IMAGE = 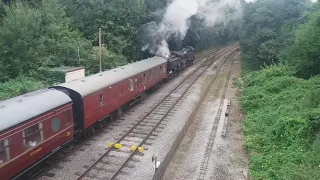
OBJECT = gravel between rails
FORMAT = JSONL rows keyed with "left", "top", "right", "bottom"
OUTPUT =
{"left": 205, "top": 52, "right": 248, "bottom": 180}
{"left": 76, "top": 46, "right": 237, "bottom": 180}
{"left": 35, "top": 47, "right": 226, "bottom": 180}
{"left": 114, "top": 44, "right": 239, "bottom": 180}
{"left": 162, "top": 49, "right": 248, "bottom": 180}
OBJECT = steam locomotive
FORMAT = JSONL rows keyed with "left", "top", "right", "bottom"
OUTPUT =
{"left": 0, "top": 46, "right": 195, "bottom": 179}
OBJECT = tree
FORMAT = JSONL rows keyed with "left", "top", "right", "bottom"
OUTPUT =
{"left": 64, "top": 0, "right": 147, "bottom": 62}
{"left": 285, "top": 6, "right": 320, "bottom": 78}
{"left": 0, "top": 0, "right": 94, "bottom": 82}
{"left": 240, "top": 0, "right": 309, "bottom": 70}
{"left": 143, "top": 0, "right": 167, "bottom": 12}
{"left": 0, "top": 3, "right": 43, "bottom": 81}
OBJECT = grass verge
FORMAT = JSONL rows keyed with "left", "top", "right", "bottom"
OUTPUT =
{"left": 239, "top": 65, "right": 320, "bottom": 179}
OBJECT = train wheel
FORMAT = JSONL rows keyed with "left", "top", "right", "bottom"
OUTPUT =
{"left": 98, "top": 121, "right": 103, "bottom": 129}
{"left": 117, "top": 107, "right": 123, "bottom": 117}
{"left": 83, "top": 127, "right": 93, "bottom": 139}
{"left": 91, "top": 127, "right": 95, "bottom": 135}
{"left": 83, "top": 131, "right": 89, "bottom": 139}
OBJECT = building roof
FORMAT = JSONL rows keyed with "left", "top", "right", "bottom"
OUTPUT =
{"left": 0, "top": 89, "right": 72, "bottom": 132}
{"left": 49, "top": 66, "right": 84, "bottom": 73}
{"left": 52, "top": 56, "right": 167, "bottom": 97}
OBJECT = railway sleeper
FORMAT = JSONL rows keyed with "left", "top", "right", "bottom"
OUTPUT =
{"left": 130, "top": 131, "right": 149, "bottom": 135}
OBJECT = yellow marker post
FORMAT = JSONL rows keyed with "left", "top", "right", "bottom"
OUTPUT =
{"left": 108, "top": 143, "right": 114, "bottom": 148}
{"left": 130, "top": 146, "right": 137, "bottom": 151}
{"left": 114, "top": 143, "right": 123, "bottom": 149}
{"left": 138, "top": 147, "right": 144, "bottom": 153}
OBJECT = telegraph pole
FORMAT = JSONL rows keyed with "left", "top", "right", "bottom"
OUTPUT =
{"left": 99, "top": 28, "right": 102, "bottom": 73}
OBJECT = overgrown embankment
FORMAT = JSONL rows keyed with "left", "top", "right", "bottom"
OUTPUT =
{"left": 239, "top": 65, "right": 320, "bottom": 179}
{"left": 0, "top": 77, "right": 46, "bottom": 100}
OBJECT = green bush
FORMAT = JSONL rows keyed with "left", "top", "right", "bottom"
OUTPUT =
{"left": 0, "top": 76, "right": 47, "bottom": 100}
{"left": 241, "top": 66, "right": 320, "bottom": 179}
{"left": 30, "top": 67, "right": 66, "bottom": 85}
{"left": 285, "top": 10, "right": 320, "bottom": 78}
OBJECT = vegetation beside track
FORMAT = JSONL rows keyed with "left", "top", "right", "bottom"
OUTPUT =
{"left": 239, "top": 1, "right": 320, "bottom": 179}
{"left": 238, "top": 65, "right": 320, "bottom": 179}
{"left": 0, "top": 0, "right": 241, "bottom": 101}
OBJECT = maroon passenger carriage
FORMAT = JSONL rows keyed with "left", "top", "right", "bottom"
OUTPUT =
{"left": 0, "top": 47, "right": 195, "bottom": 179}
{"left": 0, "top": 89, "right": 74, "bottom": 180}
{"left": 52, "top": 56, "right": 168, "bottom": 137}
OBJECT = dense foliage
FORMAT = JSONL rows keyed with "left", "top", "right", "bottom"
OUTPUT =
{"left": 240, "top": 66, "right": 320, "bottom": 179}
{"left": 0, "top": 76, "right": 46, "bottom": 100}
{"left": 284, "top": 7, "right": 320, "bottom": 78}
{"left": 0, "top": 0, "right": 94, "bottom": 82}
{"left": 240, "top": 0, "right": 310, "bottom": 71}
{"left": 240, "top": 0, "right": 320, "bottom": 179}
{"left": 64, "top": 0, "right": 148, "bottom": 61}
{"left": 0, "top": 0, "right": 239, "bottom": 100}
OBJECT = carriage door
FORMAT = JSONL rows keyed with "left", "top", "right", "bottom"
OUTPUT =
{"left": 134, "top": 76, "right": 138, "bottom": 92}
{"left": 137, "top": 74, "right": 143, "bottom": 93}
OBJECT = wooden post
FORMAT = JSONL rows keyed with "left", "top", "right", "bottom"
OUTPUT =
{"left": 99, "top": 28, "right": 102, "bottom": 72}
{"left": 77, "top": 46, "right": 80, "bottom": 65}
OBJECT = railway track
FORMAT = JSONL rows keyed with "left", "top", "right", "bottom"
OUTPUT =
{"left": 31, "top": 46, "right": 232, "bottom": 180}
{"left": 197, "top": 50, "right": 240, "bottom": 180}
{"left": 76, "top": 45, "right": 239, "bottom": 180}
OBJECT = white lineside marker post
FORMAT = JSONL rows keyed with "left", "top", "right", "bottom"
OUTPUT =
{"left": 99, "top": 28, "right": 102, "bottom": 73}
{"left": 152, "top": 155, "right": 161, "bottom": 174}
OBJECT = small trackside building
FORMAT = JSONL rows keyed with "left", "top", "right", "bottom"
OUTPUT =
{"left": 51, "top": 56, "right": 168, "bottom": 137}
{"left": 49, "top": 66, "right": 85, "bottom": 83}
{"left": 0, "top": 89, "right": 74, "bottom": 180}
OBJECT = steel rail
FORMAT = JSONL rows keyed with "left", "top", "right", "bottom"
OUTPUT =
{"left": 31, "top": 46, "right": 226, "bottom": 180}
{"left": 109, "top": 45, "right": 240, "bottom": 180}
{"left": 77, "top": 44, "right": 239, "bottom": 180}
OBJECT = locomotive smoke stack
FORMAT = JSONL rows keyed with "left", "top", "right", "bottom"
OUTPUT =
{"left": 156, "top": 40, "right": 170, "bottom": 57}
{"left": 155, "top": 0, "right": 198, "bottom": 56}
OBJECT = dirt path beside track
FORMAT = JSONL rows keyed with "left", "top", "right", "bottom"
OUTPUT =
{"left": 163, "top": 51, "right": 248, "bottom": 180}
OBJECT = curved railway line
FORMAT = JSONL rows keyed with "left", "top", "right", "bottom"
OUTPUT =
{"left": 197, "top": 50, "right": 240, "bottom": 180}
{"left": 76, "top": 45, "right": 239, "bottom": 180}
{"left": 32, "top": 45, "right": 237, "bottom": 180}
{"left": 161, "top": 46, "right": 241, "bottom": 180}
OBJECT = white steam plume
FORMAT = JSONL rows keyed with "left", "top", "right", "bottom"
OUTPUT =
{"left": 157, "top": 40, "right": 170, "bottom": 56}
{"left": 162, "top": 0, "right": 198, "bottom": 39}
{"left": 153, "top": 0, "right": 199, "bottom": 56}
{"left": 141, "top": 0, "right": 242, "bottom": 56}
{"left": 197, "top": 0, "right": 242, "bottom": 27}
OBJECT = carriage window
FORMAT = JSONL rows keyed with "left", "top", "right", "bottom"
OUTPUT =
{"left": 23, "top": 123, "right": 44, "bottom": 150}
{"left": 63, "top": 111, "right": 70, "bottom": 124}
{"left": 159, "top": 66, "right": 162, "bottom": 75}
{"left": 149, "top": 71, "right": 152, "bottom": 81}
{"left": 129, "top": 79, "right": 134, "bottom": 91}
{"left": 51, "top": 118, "right": 60, "bottom": 132}
{"left": 0, "top": 139, "right": 10, "bottom": 164}
{"left": 100, "top": 94, "right": 104, "bottom": 105}
{"left": 154, "top": 68, "right": 157, "bottom": 78}
{"left": 163, "top": 66, "right": 166, "bottom": 73}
